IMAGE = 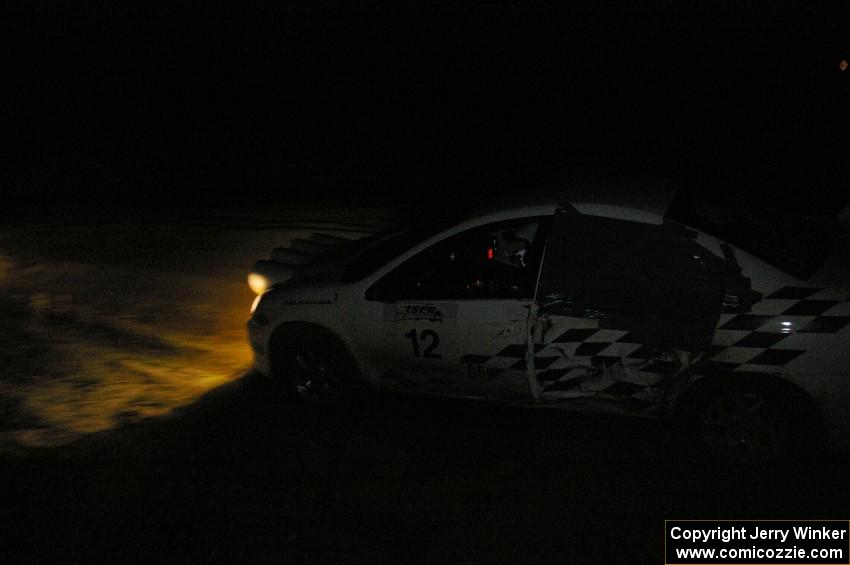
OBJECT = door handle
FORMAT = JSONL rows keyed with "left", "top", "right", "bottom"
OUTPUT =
{"left": 480, "top": 322, "right": 516, "bottom": 336}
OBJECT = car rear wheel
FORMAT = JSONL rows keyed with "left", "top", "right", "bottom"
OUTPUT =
{"left": 683, "top": 376, "right": 822, "bottom": 462}
{"left": 700, "top": 391, "right": 792, "bottom": 458}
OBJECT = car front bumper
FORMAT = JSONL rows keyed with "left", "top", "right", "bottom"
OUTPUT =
{"left": 247, "top": 315, "right": 273, "bottom": 378}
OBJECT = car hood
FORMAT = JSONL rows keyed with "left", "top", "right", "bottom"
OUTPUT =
{"left": 250, "top": 232, "right": 378, "bottom": 289}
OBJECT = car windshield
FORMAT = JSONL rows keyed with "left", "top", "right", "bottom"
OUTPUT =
{"left": 341, "top": 223, "right": 452, "bottom": 283}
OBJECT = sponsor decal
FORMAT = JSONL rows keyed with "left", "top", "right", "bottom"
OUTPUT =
{"left": 385, "top": 303, "right": 457, "bottom": 323}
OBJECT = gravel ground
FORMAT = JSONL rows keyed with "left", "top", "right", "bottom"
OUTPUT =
{"left": 0, "top": 206, "right": 390, "bottom": 449}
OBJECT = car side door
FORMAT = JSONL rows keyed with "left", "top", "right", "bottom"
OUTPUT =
{"left": 357, "top": 217, "right": 550, "bottom": 400}
{"left": 532, "top": 206, "right": 738, "bottom": 413}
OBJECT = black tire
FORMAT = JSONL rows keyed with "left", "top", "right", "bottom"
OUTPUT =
{"left": 679, "top": 374, "right": 822, "bottom": 462}
{"left": 271, "top": 324, "right": 360, "bottom": 408}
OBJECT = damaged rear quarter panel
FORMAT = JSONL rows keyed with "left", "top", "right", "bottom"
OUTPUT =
{"left": 535, "top": 209, "right": 850, "bottom": 421}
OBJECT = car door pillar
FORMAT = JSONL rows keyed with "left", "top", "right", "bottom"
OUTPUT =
{"left": 526, "top": 303, "right": 543, "bottom": 400}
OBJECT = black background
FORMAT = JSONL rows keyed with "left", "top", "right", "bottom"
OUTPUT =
{"left": 3, "top": 1, "right": 849, "bottom": 216}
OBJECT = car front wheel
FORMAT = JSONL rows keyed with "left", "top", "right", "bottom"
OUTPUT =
{"left": 272, "top": 325, "right": 358, "bottom": 407}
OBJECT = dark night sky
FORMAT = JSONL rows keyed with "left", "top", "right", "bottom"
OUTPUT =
{"left": 3, "top": 1, "right": 848, "bottom": 215}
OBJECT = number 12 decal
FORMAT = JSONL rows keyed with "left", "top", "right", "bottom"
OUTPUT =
{"left": 404, "top": 329, "right": 442, "bottom": 359}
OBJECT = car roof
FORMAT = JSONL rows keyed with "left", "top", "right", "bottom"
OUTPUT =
{"left": 463, "top": 175, "right": 679, "bottom": 225}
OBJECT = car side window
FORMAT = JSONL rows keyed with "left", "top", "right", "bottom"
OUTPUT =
{"left": 367, "top": 217, "right": 550, "bottom": 301}
{"left": 539, "top": 213, "right": 730, "bottom": 350}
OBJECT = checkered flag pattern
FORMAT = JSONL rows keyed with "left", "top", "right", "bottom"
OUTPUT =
{"left": 701, "top": 286, "right": 850, "bottom": 373}
{"left": 532, "top": 324, "right": 679, "bottom": 401}
{"left": 461, "top": 286, "right": 849, "bottom": 403}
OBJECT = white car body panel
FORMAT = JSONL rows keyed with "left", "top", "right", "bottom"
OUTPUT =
{"left": 247, "top": 200, "right": 850, "bottom": 448}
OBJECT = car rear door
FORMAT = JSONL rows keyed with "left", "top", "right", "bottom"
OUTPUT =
{"left": 532, "top": 205, "right": 734, "bottom": 413}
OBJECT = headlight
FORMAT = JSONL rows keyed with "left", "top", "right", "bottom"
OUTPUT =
{"left": 250, "top": 294, "right": 263, "bottom": 314}
{"left": 248, "top": 273, "right": 269, "bottom": 295}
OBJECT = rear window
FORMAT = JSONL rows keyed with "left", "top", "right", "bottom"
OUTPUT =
{"left": 667, "top": 193, "right": 837, "bottom": 280}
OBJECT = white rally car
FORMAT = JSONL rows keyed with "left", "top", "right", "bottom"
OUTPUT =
{"left": 246, "top": 191, "right": 850, "bottom": 455}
